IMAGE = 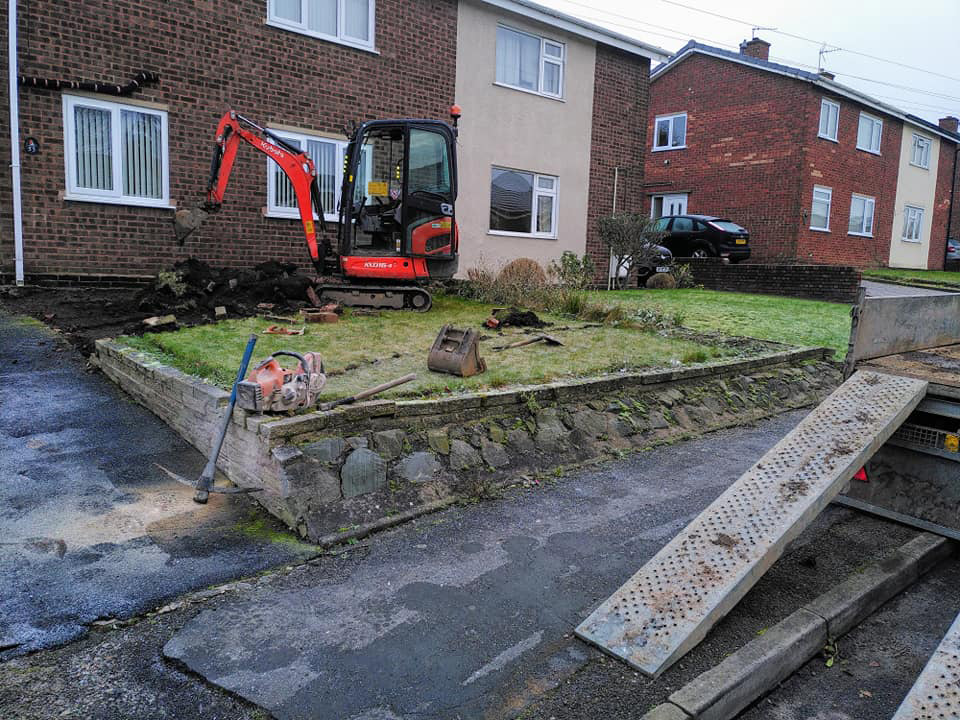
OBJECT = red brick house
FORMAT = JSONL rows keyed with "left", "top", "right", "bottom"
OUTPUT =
{"left": 645, "top": 39, "right": 960, "bottom": 269}
{"left": 0, "top": 0, "right": 666, "bottom": 283}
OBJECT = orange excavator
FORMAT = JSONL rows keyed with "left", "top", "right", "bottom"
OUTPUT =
{"left": 176, "top": 107, "right": 462, "bottom": 311}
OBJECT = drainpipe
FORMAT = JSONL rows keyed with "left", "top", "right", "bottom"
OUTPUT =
{"left": 607, "top": 166, "right": 619, "bottom": 291}
{"left": 8, "top": 0, "right": 24, "bottom": 285}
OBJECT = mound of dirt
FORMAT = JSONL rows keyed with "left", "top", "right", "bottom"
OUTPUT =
{"left": 494, "top": 307, "right": 551, "bottom": 328}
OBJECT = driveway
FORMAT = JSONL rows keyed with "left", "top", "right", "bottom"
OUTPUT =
{"left": 861, "top": 279, "right": 955, "bottom": 297}
{"left": 0, "top": 314, "right": 318, "bottom": 657}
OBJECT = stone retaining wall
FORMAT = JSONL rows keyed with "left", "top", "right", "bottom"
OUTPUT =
{"left": 96, "top": 340, "right": 839, "bottom": 542}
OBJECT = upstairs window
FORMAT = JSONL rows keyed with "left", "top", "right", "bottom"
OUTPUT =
{"left": 848, "top": 194, "right": 875, "bottom": 237}
{"left": 489, "top": 166, "right": 558, "bottom": 238}
{"left": 269, "top": 0, "right": 374, "bottom": 49}
{"left": 653, "top": 113, "right": 687, "bottom": 151}
{"left": 495, "top": 25, "right": 565, "bottom": 98}
{"left": 62, "top": 94, "right": 169, "bottom": 208}
{"left": 810, "top": 186, "right": 832, "bottom": 231}
{"left": 911, "top": 133, "right": 932, "bottom": 169}
{"left": 902, "top": 205, "right": 925, "bottom": 242}
{"left": 818, "top": 99, "right": 839, "bottom": 141}
{"left": 856, "top": 112, "right": 883, "bottom": 154}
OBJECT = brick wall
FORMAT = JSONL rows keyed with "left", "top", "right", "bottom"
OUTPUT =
{"left": 0, "top": 0, "right": 458, "bottom": 277}
{"left": 585, "top": 45, "right": 651, "bottom": 280}
{"left": 795, "top": 94, "right": 901, "bottom": 268}
{"left": 685, "top": 258, "right": 862, "bottom": 304}
{"left": 644, "top": 55, "right": 808, "bottom": 263}
{"left": 929, "top": 140, "right": 958, "bottom": 269}
{"left": 951, "top": 145, "right": 960, "bottom": 244}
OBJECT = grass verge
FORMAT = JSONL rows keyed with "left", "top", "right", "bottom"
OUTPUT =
{"left": 598, "top": 288, "right": 851, "bottom": 358}
{"left": 861, "top": 267, "right": 960, "bottom": 289}
{"left": 118, "top": 294, "right": 744, "bottom": 400}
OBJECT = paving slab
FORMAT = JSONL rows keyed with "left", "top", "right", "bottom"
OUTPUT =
{"left": 0, "top": 314, "right": 316, "bottom": 656}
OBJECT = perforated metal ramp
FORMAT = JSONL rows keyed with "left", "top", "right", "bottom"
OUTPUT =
{"left": 576, "top": 370, "right": 928, "bottom": 677}
{"left": 892, "top": 611, "right": 960, "bottom": 720}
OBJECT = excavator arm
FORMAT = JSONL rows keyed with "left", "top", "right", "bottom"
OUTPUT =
{"left": 204, "top": 111, "right": 328, "bottom": 272}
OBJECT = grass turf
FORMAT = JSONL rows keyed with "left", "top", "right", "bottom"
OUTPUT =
{"left": 598, "top": 288, "right": 851, "bottom": 358}
{"left": 119, "top": 294, "right": 742, "bottom": 400}
{"left": 861, "top": 267, "right": 960, "bottom": 288}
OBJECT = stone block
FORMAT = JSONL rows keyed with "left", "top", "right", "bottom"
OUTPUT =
{"left": 373, "top": 429, "right": 406, "bottom": 460}
{"left": 395, "top": 452, "right": 441, "bottom": 484}
{"left": 640, "top": 704, "right": 691, "bottom": 720}
{"left": 427, "top": 429, "right": 451, "bottom": 455}
{"left": 340, "top": 449, "right": 387, "bottom": 498}
{"left": 449, "top": 439, "right": 480, "bottom": 471}
{"left": 302, "top": 437, "right": 346, "bottom": 463}
{"left": 480, "top": 440, "right": 510, "bottom": 468}
{"left": 507, "top": 428, "right": 535, "bottom": 454}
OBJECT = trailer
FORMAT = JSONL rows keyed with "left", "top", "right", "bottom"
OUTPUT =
{"left": 576, "top": 289, "right": 960, "bottom": 718}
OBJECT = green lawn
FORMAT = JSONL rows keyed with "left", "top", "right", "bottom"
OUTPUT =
{"left": 119, "top": 295, "right": 736, "bottom": 400}
{"left": 862, "top": 267, "right": 960, "bottom": 288}
{"left": 599, "top": 288, "right": 851, "bottom": 358}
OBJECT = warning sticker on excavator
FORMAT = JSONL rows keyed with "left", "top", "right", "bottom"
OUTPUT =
{"left": 304, "top": 220, "right": 314, "bottom": 235}
{"left": 368, "top": 181, "right": 389, "bottom": 196}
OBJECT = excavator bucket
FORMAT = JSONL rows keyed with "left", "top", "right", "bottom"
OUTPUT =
{"left": 427, "top": 325, "right": 486, "bottom": 378}
{"left": 174, "top": 207, "right": 208, "bottom": 244}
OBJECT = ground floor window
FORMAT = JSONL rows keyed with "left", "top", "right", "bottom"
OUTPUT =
{"left": 62, "top": 94, "right": 169, "bottom": 207}
{"left": 848, "top": 194, "right": 875, "bottom": 237}
{"left": 489, "top": 167, "right": 558, "bottom": 238}
{"left": 266, "top": 129, "right": 345, "bottom": 222}
{"left": 902, "top": 205, "right": 925, "bottom": 242}
{"left": 810, "top": 186, "right": 832, "bottom": 231}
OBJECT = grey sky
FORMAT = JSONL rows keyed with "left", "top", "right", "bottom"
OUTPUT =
{"left": 535, "top": 0, "right": 960, "bottom": 125}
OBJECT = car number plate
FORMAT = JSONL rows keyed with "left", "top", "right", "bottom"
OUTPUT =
{"left": 655, "top": 266, "right": 671, "bottom": 273}
{"left": 735, "top": 238, "right": 747, "bottom": 245}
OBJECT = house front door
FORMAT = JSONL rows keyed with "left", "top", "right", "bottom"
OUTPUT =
{"left": 651, "top": 193, "right": 688, "bottom": 218}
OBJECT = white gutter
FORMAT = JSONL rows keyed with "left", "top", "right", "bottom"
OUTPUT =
{"left": 8, "top": 0, "right": 24, "bottom": 285}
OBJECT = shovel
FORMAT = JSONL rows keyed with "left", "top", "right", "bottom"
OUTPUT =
{"left": 494, "top": 334, "right": 564, "bottom": 351}
{"left": 155, "top": 333, "right": 262, "bottom": 503}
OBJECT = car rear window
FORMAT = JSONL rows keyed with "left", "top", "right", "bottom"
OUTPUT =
{"left": 709, "top": 220, "right": 747, "bottom": 233}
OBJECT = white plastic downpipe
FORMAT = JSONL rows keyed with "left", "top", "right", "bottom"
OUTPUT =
{"left": 8, "top": 0, "right": 25, "bottom": 285}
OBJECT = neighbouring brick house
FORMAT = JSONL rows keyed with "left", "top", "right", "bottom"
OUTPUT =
{"left": 645, "top": 39, "right": 960, "bottom": 269}
{"left": 0, "top": 0, "right": 667, "bottom": 283}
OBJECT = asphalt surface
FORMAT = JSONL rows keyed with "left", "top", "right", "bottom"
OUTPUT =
{"left": 861, "top": 279, "right": 954, "bottom": 297}
{"left": 0, "top": 313, "right": 318, "bottom": 658}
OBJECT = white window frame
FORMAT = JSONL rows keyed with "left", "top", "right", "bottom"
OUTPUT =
{"left": 902, "top": 205, "right": 925, "bottom": 243}
{"left": 652, "top": 112, "right": 687, "bottom": 151}
{"left": 810, "top": 185, "right": 832, "bottom": 232}
{"left": 488, "top": 166, "right": 559, "bottom": 239}
{"left": 856, "top": 112, "right": 883, "bottom": 155}
{"left": 265, "top": 129, "right": 345, "bottom": 223}
{"left": 62, "top": 94, "right": 170, "bottom": 209}
{"left": 847, "top": 194, "right": 875, "bottom": 237}
{"left": 266, "top": 0, "right": 376, "bottom": 52}
{"left": 494, "top": 24, "right": 565, "bottom": 99}
{"left": 910, "top": 133, "right": 932, "bottom": 169}
{"left": 818, "top": 98, "right": 839, "bottom": 142}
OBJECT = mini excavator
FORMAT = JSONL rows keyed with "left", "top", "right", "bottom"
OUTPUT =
{"left": 176, "top": 108, "right": 461, "bottom": 311}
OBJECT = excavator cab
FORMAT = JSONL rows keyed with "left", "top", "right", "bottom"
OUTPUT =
{"left": 337, "top": 119, "right": 459, "bottom": 285}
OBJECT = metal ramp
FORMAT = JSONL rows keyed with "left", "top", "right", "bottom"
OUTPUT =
{"left": 892, "top": 610, "right": 960, "bottom": 719}
{"left": 576, "top": 370, "right": 928, "bottom": 677}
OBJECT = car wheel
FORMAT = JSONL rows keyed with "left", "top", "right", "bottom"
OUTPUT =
{"left": 690, "top": 243, "right": 715, "bottom": 259}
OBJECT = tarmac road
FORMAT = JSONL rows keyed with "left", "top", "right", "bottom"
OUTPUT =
{"left": 0, "top": 313, "right": 318, "bottom": 658}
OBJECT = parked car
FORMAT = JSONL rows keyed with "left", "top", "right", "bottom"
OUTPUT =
{"left": 611, "top": 244, "right": 673, "bottom": 288}
{"left": 946, "top": 238, "right": 960, "bottom": 269}
{"left": 652, "top": 215, "right": 751, "bottom": 263}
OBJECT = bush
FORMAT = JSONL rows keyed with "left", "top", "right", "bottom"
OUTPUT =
{"left": 549, "top": 251, "right": 596, "bottom": 290}
{"left": 462, "top": 258, "right": 551, "bottom": 308}
{"left": 497, "top": 258, "right": 548, "bottom": 288}
{"left": 670, "top": 263, "right": 697, "bottom": 289}
{"left": 646, "top": 272, "right": 677, "bottom": 289}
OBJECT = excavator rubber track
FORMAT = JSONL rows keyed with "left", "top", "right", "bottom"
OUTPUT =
{"left": 316, "top": 284, "right": 433, "bottom": 312}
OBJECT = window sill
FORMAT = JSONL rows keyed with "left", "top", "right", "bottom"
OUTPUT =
{"left": 264, "top": 209, "right": 338, "bottom": 223}
{"left": 855, "top": 146, "right": 881, "bottom": 156}
{"left": 901, "top": 238, "right": 923, "bottom": 244}
{"left": 62, "top": 193, "right": 175, "bottom": 210}
{"left": 817, "top": 134, "right": 838, "bottom": 143}
{"left": 487, "top": 230, "right": 557, "bottom": 240}
{"left": 265, "top": 19, "right": 379, "bottom": 55}
{"left": 651, "top": 145, "right": 687, "bottom": 152}
{"left": 809, "top": 226, "right": 831, "bottom": 233}
{"left": 492, "top": 82, "right": 565, "bottom": 103}
{"left": 848, "top": 231, "right": 874, "bottom": 238}
{"left": 908, "top": 162, "right": 930, "bottom": 171}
